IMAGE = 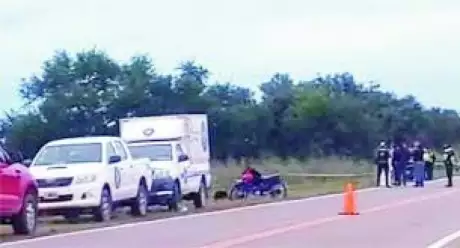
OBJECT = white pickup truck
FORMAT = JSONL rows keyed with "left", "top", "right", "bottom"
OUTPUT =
{"left": 29, "top": 136, "right": 152, "bottom": 222}
{"left": 120, "top": 114, "right": 212, "bottom": 211}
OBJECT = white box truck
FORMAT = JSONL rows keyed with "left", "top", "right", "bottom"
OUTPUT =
{"left": 119, "top": 114, "right": 211, "bottom": 211}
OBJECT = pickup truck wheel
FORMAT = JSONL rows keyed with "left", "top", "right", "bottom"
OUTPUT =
{"left": 167, "top": 182, "right": 181, "bottom": 212}
{"left": 193, "top": 181, "right": 207, "bottom": 209}
{"left": 131, "top": 184, "right": 148, "bottom": 217}
{"left": 93, "top": 188, "right": 112, "bottom": 222}
{"left": 11, "top": 190, "right": 38, "bottom": 235}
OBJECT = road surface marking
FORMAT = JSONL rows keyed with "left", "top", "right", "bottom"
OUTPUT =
{"left": 0, "top": 177, "right": 447, "bottom": 247}
{"left": 199, "top": 187, "right": 460, "bottom": 248}
{"left": 427, "top": 229, "right": 460, "bottom": 248}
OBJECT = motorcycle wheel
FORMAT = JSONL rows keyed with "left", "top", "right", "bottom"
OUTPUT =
{"left": 269, "top": 181, "right": 288, "bottom": 199}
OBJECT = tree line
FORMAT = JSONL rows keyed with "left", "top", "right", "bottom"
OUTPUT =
{"left": 1, "top": 49, "right": 459, "bottom": 163}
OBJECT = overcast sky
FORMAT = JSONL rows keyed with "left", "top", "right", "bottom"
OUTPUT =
{"left": 1, "top": 0, "right": 460, "bottom": 113}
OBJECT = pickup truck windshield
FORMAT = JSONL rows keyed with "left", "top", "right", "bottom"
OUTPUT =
{"left": 128, "top": 144, "right": 172, "bottom": 161}
{"left": 33, "top": 143, "right": 102, "bottom": 166}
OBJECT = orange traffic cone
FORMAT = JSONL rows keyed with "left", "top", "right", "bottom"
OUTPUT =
{"left": 338, "top": 182, "right": 359, "bottom": 215}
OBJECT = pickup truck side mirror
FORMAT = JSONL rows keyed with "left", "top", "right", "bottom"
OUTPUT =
{"left": 109, "top": 155, "right": 122, "bottom": 164}
{"left": 178, "top": 154, "right": 189, "bottom": 162}
{"left": 9, "top": 151, "right": 24, "bottom": 164}
{"left": 22, "top": 159, "right": 32, "bottom": 167}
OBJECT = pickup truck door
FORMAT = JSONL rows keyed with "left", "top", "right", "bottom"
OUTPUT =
{"left": 175, "top": 144, "right": 194, "bottom": 194}
{"left": 0, "top": 163, "right": 21, "bottom": 213}
{"left": 112, "top": 141, "right": 135, "bottom": 199}
{"left": 106, "top": 142, "right": 125, "bottom": 201}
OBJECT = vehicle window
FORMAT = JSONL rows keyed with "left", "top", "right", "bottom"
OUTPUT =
{"left": 33, "top": 143, "right": 102, "bottom": 166}
{"left": 107, "top": 143, "right": 117, "bottom": 159}
{"left": 113, "top": 141, "right": 128, "bottom": 161}
{"left": 175, "top": 144, "right": 185, "bottom": 156}
{"left": 0, "top": 146, "right": 9, "bottom": 164}
{"left": 128, "top": 144, "right": 172, "bottom": 161}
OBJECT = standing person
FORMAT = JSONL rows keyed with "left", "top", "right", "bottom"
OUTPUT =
{"left": 375, "top": 141, "right": 391, "bottom": 188}
{"left": 411, "top": 141, "right": 425, "bottom": 187}
{"left": 392, "top": 144, "right": 403, "bottom": 186}
{"left": 424, "top": 148, "right": 436, "bottom": 181}
{"left": 442, "top": 144, "right": 456, "bottom": 187}
{"left": 400, "top": 142, "right": 410, "bottom": 186}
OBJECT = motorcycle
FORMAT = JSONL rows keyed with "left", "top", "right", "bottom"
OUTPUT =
{"left": 228, "top": 173, "right": 288, "bottom": 200}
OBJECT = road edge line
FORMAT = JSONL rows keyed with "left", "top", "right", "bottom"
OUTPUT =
{"left": 427, "top": 229, "right": 460, "bottom": 248}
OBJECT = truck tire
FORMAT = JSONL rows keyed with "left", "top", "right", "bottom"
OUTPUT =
{"left": 11, "top": 190, "right": 38, "bottom": 235}
{"left": 167, "top": 181, "right": 181, "bottom": 212}
{"left": 131, "top": 183, "right": 148, "bottom": 217}
{"left": 93, "top": 188, "right": 112, "bottom": 222}
{"left": 192, "top": 181, "right": 207, "bottom": 209}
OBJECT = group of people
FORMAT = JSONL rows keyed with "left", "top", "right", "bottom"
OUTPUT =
{"left": 375, "top": 141, "right": 457, "bottom": 188}
{"left": 238, "top": 141, "right": 457, "bottom": 189}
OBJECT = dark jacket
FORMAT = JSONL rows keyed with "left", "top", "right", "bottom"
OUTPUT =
{"left": 392, "top": 146, "right": 403, "bottom": 163}
{"left": 401, "top": 147, "right": 410, "bottom": 164}
{"left": 375, "top": 147, "right": 390, "bottom": 165}
{"left": 411, "top": 146, "right": 424, "bottom": 162}
{"left": 443, "top": 148, "right": 455, "bottom": 166}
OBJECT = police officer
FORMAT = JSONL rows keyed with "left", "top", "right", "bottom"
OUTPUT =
{"left": 424, "top": 147, "right": 436, "bottom": 181}
{"left": 443, "top": 144, "right": 456, "bottom": 187}
{"left": 392, "top": 144, "right": 403, "bottom": 186}
{"left": 375, "top": 141, "right": 391, "bottom": 188}
{"left": 411, "top": 141, "right": 425, "bottom": 187}
{"left": 400, "top": 142, "right": 410, "bottom": 186}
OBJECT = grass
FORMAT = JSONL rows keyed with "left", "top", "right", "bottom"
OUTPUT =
{"left": 211, "top": 156, "right": 375, "bottom": 197}
{"left": 210, "top": 157, "right": 453, "bottom": 197}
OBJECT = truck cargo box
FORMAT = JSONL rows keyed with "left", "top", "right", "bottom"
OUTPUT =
{"left": 119, "top": 114, "right": 210, "bottom": 162}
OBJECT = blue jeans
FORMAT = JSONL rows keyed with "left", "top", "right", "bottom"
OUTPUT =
{"left": 413, "top": 161, "right": 425, "bottom": 186}
{"left": 394, "top": 161, "right": 407, "bottom": 185}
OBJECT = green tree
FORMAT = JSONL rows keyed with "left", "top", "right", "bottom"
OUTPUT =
{"left": 3, "top": 49, "right": 460, "bottom": 163}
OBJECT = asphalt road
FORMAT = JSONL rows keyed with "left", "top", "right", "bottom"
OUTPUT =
{"left": 1, "top": 178, "right": 459, "bottom": 248}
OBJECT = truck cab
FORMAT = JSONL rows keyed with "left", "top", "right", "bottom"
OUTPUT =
{"left": 120, "top": 114, "right": 212, "bottom": 211}
{"left": 0, "top": 144, "right": 39, "bottom": 235}
{"left": 29, "top": 136, "right": 152, "bottom": 222}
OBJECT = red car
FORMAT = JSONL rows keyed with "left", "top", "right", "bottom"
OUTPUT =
{"left": 0, "top": 145, "right": 38, "bottom": 235}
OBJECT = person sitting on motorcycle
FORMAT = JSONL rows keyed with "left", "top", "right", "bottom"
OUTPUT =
{"left": 241, "top": 165, "right": 262, "bottom": 185}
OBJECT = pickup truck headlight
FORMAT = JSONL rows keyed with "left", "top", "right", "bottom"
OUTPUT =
{"left": 153, "top": 169, "right": 171, "bottom": 179}
{"left": 75, "top": 174, "right": 97, "bottom": 184}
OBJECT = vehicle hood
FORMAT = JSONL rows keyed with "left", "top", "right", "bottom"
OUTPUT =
{"left": 148, "top": 161, "right": 175, "bottom": 171}
{"left": 9, "top": 163, "right": 30, "bottom": 172}
{"left": 29, "top": 163, "right": 103, "bottom": 179}
{"left": 4, "top": 163, "right": 37, "bottom": 182}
